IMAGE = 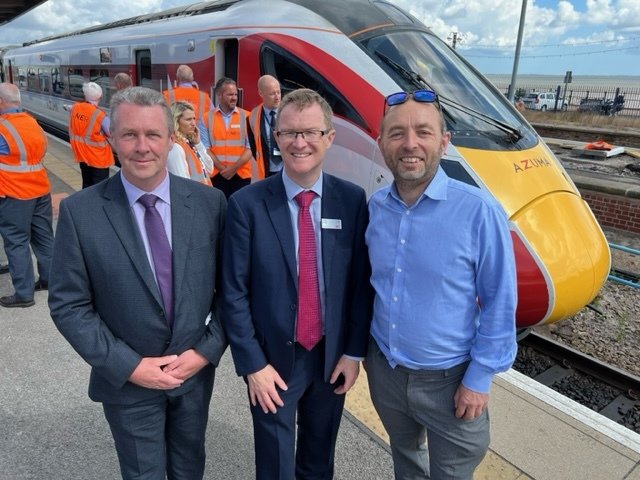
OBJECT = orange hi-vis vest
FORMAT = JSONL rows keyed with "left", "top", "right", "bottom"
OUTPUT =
{"left": 163, "top": 87, "right": 212, "bottom": 122}
{"left": 177, "top": 140, "right": 212, "bottom": 186}
{"left": 248, "top": 105, "right": 267, "bottom": 181}
{"left": 0, "top": 112, "right": 50, "bottom": 200}
{"left": 69, "top": 102, "right": 114, "bottom": 168}
{"left": 205, "top": 108, "right": 251, "bottom": 179}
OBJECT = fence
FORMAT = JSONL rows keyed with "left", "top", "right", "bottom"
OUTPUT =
{"left": 495, "top": 83, "right": 640, "bottom": 118}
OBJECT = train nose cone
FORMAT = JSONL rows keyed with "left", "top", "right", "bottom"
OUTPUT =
{"left": 511, "top": 191, "right": 610, "bottom": 328}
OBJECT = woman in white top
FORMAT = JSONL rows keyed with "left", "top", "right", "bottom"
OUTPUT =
{"left": 167, "top": 101, "right": 214, "bottom": 185}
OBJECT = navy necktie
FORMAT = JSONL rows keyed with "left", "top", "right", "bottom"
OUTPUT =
{"left": 268, "top": 110, "right": 281, "bottom": 165}
{"left": 139, "top": 194, "right": 174, "bottom": 328}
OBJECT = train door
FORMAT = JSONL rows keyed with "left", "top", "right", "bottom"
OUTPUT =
{"left": 135, "top": 49, "right": 152, "bottom": 88}
{"left": 5, "top": 59, "right": 13, "bottom": 84}
{"left": 210, "top": 38, "right": 240, "bottom": 106}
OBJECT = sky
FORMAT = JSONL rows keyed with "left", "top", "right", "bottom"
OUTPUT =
{"left": 1, "top": 0, "right": 639, "bottom": 77}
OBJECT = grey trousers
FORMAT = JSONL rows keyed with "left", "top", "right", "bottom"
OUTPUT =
{"left": 0, "top": 194, "right": 54, "bottom": 300}
{"left": 366, "top": 338, "right": 490, "bottom": 480}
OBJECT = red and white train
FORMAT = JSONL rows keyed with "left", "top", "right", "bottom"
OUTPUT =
{"left": 1, "top": 0, "right": 611, "bottom": 329}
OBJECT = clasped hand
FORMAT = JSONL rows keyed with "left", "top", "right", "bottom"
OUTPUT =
{"left": 128, "top": 349, "right": 209, "bottom": 390}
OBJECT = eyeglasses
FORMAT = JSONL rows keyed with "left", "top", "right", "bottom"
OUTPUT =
{"left": 275, "top": 129, "right": 329, "bottom": 142}
{"left": 385, "top": 90, "right": 440, "bottom": 109}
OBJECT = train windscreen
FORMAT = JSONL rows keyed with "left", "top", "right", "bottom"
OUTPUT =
{"left": 359, "top": 30, "right": 538, "bottom": 151}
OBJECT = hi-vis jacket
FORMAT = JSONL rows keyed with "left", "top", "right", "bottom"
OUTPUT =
{"left": 69, "top": 102, "right": 114, "bottom": 168}
{"left": 163, "top": 87, "right": 212, "bottom": 122}
{"left": 177, "top": 140, "right": 212, "bottom": 186}
{"left": 204, "top": 108, "right": 251, "bottom": 179}
{"left": 248, "top": 105, "right": 267, "bottom": 181}
{"left": 0, "top": 112, "right": 50, "bottom": 200}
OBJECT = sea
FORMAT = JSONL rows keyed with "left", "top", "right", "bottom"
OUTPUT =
{"left": 484, "top": 74, "right": 640, "bottom": 90}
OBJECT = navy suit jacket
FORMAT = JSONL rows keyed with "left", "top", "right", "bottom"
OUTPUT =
{"left": 49, "top": 172, "right": 227, "bottom": 405}
{"left": 222, "top": 172, "right": 372, "bottom": 382}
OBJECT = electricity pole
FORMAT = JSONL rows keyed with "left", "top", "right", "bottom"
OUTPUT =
{"left": 508, "top": 0, "right": 528, "bottom": 102}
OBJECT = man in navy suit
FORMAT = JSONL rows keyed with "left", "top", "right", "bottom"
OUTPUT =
{"left": 222, "top": 88, "right": 372, "bottom": 479}
{"left": 49, "top": 87, "right": 227, "bottom": 480}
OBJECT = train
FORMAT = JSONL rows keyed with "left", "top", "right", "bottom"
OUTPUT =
{"left": 0, "top": 0, "right": 610, "bottom": 329}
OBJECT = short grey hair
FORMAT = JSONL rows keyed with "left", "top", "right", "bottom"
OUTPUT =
{"left": 0, "top": 82, "right": 21, "bottom": 104}
{"left": 110, "top": 87, "right": 173, "bottom": 135}
{"left": 82, "top": 82, "right": 102, "bottom": 102}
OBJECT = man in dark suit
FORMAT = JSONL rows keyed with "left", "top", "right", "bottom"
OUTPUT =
{"left": 222, "top": 88, "right": 372, "bottom": 479}
{"left": 49, "top": 87, "right": 227, "bottom": 480}
{"left": 247, "top": 75, "right": 282, "bottom": 179}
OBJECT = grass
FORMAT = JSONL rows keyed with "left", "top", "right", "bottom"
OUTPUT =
{"left": 521, "top": 110, "right": 640, "bottom": 132}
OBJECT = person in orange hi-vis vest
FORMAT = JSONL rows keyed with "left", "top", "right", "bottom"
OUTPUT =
{"left": 200, "top": 77, "right": 253, "bottom": 199}
{"left": 167, "top": 101, "right": 214, "bottom": 186}
{"left": 68, "top": 82, "right": 114, "bottom": 189}
{"left": 0, "top": 82, "right": 54, "bottom": 308}
{"left": 163, "top": 65, "right": 213, "bottom": 123}
{"left": 248, "top": 75, "right": 283, "bottom": 181}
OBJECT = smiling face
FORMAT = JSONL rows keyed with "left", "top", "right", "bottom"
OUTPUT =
{"left": 112, "top": 103, "right": 174, "bottom": 192}
{"left": 378, "top": 99, "right": 450, "bottom": 198}
{"left": 276, "top": 102, "right": 335, "bottom": 188}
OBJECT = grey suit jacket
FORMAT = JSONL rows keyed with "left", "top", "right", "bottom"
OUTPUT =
{"left": 49, "top": 172, "right": 227, "bottom": 405}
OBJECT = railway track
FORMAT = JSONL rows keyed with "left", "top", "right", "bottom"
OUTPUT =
{"left": 532, "top": 122, "right": 640, "bottom": 148}
{"left": 514, "top": 331, "right": 640, "bottom": 433}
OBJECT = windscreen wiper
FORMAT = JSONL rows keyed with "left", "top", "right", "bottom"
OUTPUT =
{"left": 375, "top": 51, "right": 522, "bottom": 142}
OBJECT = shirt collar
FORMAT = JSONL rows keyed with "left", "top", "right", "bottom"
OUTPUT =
{"left": 0, "top": 107, "right": 22, "bottom": 114}
{"left": 121, "top": 170, "right": 172, "bottom": 207}
{"left": 215, "top": 106, "right": 237, "bottom": 117}
{"left": 282, "top": 168, "right": 323, "bottom": 201}
{"left": 387, "top": 165, "right": 448, "bottom": 206}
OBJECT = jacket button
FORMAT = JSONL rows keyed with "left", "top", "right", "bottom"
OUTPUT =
{"left": 286, "top": 341, "right": 293, "bottom": 347}
{"left": 290, "top": 304, "right": 296, "bottom": 311}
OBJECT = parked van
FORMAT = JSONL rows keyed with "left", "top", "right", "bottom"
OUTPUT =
{"left": 522, "top": 92, "right": 565, "bottom": 111}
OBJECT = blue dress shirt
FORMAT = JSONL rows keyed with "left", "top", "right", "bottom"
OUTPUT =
{"left": 366, "top": 167, "right": 517, "bottom": 393}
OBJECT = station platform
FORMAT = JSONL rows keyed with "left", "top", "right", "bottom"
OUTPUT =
{"left": 0, "top": 136, "right": 639, "bottom": 479}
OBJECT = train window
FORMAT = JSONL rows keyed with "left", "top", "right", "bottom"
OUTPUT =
{"left": 38, "top": 68, "right": 51, "bottom": 93}
{"left": 259, "top": 43, "right": 367, "bottom": 131}
{"left": 27, "top": 68, "right": 38, "bottom": 91}
{"left": 68, "top": 68, "right": 85, "bottom": 100}
{"left": 135, "top": 50, "right": 153, "bottom": 89}
{"left": 17, "top": 67, "right": 27, "bottom": 89}
{"left": 52, "top": 68, "right": 64, "bottom": 96}
{"left": 90, "top": 69, "right": 111, "bottom": 107}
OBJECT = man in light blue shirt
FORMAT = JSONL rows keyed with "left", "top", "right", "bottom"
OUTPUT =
{"left": 365, "top": 90, "right": 517, "bottom": 480}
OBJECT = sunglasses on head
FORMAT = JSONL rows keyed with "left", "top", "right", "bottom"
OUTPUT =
{"left": 385, "top": 89, "right": 440, "bottom": 110}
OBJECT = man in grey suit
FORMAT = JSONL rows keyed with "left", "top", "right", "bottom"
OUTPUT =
{"left": 49, "top": 87, "right": 227, "bottom": 480}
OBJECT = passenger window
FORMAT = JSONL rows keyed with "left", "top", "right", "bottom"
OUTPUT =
{"left": 52, "top": 68, "right": 64, "bottom": 95}
{"left": 260, "top": 43, "right": 367, "bottom": 131}
{"left": 90, "top": 69, "right": 110, "bottom": 107}
{"left": 68, "top": 68, "right": 85, "bottom": 100}
{"left": 17, "top": 67, "right": 27, "bottom": 89}
{"left": 38, "top": 68, "right": 50, "bottom": 93}
{"left": 27, "top": 68, "right": 38, "bottom": 91}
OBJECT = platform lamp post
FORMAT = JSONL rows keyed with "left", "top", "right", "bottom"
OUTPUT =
{"left": 508, "top": 0, "right": 528, "bottom": 102}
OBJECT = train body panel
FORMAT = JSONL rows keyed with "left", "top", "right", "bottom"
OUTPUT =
{"left": 1, "top": 0, "right": 611, "bottom": 328}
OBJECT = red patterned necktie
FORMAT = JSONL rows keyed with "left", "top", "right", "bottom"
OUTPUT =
{"left": 295, "top": 190, "right": 322, "bottom": 350}
{"left": 139, "top": 194, "right": 174, "bottom": 329}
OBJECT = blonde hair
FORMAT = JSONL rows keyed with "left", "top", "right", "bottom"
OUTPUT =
{"left": 170, "top": 101, "right": 195, "bottom": 143}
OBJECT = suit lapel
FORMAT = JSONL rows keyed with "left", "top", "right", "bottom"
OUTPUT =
{"left": 102, "top": 174, "right": 163, "bottom": 308}
{"left": 169, "top": 180, "right": 194, "bottom": 318}
{"left": 265, "top": 177, "right": 297, "bottom": 285}
{"left": 320, "top": 173, "right": 340, "bottom": 288}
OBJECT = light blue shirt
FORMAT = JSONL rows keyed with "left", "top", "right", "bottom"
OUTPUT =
{"left": 263, "top": 106, "right": 282, "bottom": 173}
{"left": 199, "top": 107, "right": 250, "bottom": 150}
{"left": 366, "top": 167, "right": 517, "bottom": 393}
{"left": 281, "top": 169, "right": 326, "bottom": 332}
{"left": 121, "top": 171, "right": 172, "bottom": 281}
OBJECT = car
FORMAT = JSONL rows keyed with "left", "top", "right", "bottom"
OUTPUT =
{"left": 522, "top": 92, "right": 565, "bottom": 111}
{"left": 578, "top": 95, "right": 624, "bottom": 116}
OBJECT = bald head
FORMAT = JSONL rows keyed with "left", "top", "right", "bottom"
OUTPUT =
{"left": 0, "top": 82, "right": 21, "bottom": 107}
{"left": 258, "top": 75, "right": 281, "bottom": 110}
{"left": 176, "top": 65, "right": 194, "bottom": 83}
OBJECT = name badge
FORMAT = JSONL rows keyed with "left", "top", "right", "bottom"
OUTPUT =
{"left": 231, "top": 124, "right": 241, "bottom": 128}
{"left": 321, "top": 218, "right": 342, "bottom": 230}
{"left": 273, "top": 148, "right": 281, "bottom": 155}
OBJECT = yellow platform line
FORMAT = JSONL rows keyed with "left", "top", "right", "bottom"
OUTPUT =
{"left": 346, "top": 371, "right": 531, "bottom": 480}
